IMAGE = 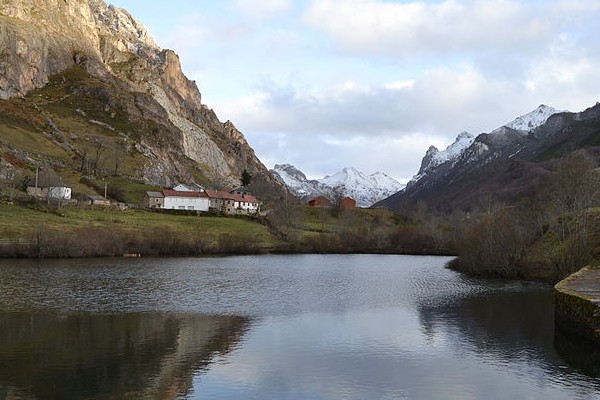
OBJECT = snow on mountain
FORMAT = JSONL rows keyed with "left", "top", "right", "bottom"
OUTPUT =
{"left": 271, "top": 164, "right": 323, "bottom": 197}
{"left": 271, "top": 165, "right": 405, "bottom": 207}
{"left": 410, "top": 105, "right": 563, "bottom": 185}
{"left": 411, "top": 131, "right": 475, "bottom": 183}
{"left": 504, "top": 104, "right": 560, "bottom": 131}
{"left": 319, "top": 167, "right": 405, "bottom": 207}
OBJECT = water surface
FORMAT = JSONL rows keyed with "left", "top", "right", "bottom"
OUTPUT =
{"left": 0, "top": 254, "right": 598, "bottom": 399}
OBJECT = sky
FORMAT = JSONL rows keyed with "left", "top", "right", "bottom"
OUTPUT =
{"left": 108, "top": 0, "right": 600, "bottom": 182}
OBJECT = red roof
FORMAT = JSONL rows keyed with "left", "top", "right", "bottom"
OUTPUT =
{"left": 162, "top": 190, "right": 208, "bottom": 198}
{"left": 205, "top": 190, "right": 259, "bottom": 204}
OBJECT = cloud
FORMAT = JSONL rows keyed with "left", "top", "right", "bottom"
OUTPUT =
{"left": 303, "top": 0, "right": 600, "bottom": 60}
{"left": 217, "top": 43, "right": 600, "bottom": 179}
{"left": 149, "top": 0, "right": 600, "bottom": 180}
{"left": 218, "top": 66, "right": 509, "bottom": 138}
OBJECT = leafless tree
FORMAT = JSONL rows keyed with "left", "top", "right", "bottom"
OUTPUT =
{"left": 545, "top": 150, "right": 600, "bottom": 275}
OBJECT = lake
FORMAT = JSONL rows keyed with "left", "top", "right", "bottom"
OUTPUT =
{"left": 0, "top": 254, "right": 599, "bottom": 399}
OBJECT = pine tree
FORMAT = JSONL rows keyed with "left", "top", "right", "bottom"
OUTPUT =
{"left": 241, "top": 169, "right": 252, "bottom": 186}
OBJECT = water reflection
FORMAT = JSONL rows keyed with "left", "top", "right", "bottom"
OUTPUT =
{"left": 555, "top": 329, "right": 600, "bottom": 378}
{"left": 0, "top": 255, "right": 599, "bottom": 399}
{"left": 417, "top": 282, "right": 556, "bottom": 362}
{"left": 0, "top": 312, "right": 250, "bottom": 399}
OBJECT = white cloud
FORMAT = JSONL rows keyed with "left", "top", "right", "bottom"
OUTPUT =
{"left": 135, "top": 0, "right": 600, "bottom": 180}
{"left": 303, "top": 0, "right": 600, "bottom": 59}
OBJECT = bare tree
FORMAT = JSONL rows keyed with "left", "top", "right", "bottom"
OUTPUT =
{"left": 545, "top": 150, "right": 600, "bottom": 276}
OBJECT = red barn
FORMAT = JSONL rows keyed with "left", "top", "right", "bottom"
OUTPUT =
{"left": 308, "top": 196, "right": 332, "bottom": 207}
{"left": 338, "top": 197, "right": 356, "bottom": 208}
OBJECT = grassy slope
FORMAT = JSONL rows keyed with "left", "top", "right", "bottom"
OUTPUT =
{"left": 0, "top": 203, "right": 278, "bottom": 250}
{"left": 0, "top": 66, "right": 204, "bottom": 204}
{"left": 0, "top": 202, "right": 420, "bottom": 257}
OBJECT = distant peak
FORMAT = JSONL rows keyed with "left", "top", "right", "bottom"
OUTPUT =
{"left": 504, "top": 105, "right": 561, "bottom": 132}
{"left": 426, "top": 145, "right": 439, "bottom": 155}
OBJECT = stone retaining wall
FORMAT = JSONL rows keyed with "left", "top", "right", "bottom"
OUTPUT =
{"left": 554, "top": 267, "right": 600, "bottom": 344}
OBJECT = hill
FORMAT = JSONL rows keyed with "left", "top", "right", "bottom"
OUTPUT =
{"left": 0, "top": 0, "right": 282, "bottom": 202}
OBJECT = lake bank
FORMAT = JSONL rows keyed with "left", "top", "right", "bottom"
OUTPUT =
{"left": 555, "top": 266, "right": 600, "bottom": 345}
{"left": 0, "top": 203, "right": 452, "bottom": 258}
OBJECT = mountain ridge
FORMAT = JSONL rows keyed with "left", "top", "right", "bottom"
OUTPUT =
{"left": 271, "top": 164, "right": 404, "bottom": 207}
{"left": 376, "top": 103, "right": 600, "bottom": 212}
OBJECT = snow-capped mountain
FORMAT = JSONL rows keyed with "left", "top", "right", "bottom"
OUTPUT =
{"left": 375, "top": 103, "right": 591, "bottom": 212}
{"left": 504, "top": 104, "right": 560, "bottom": 131}
{"left": 409, "top": 104, "right": 561, "bottom": 187}
{"left": 271, "top": 165, "right": 405, "bottom": 207}
{"left": 270, "top": 164, "right": 323, "bottom": 197}
{"left": 412, "top": 131, "right": 476, "bottom": 182}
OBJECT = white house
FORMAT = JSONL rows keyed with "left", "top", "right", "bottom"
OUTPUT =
{"left": 162, "top": 190, "right": 209, "bottom": 211}
{"left": 26, "top": 167, "right": 72, "bottom": 200}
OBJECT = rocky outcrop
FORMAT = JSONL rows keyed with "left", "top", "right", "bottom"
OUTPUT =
{"left": 0, "top": 0, "right": 275, "bottom": 189}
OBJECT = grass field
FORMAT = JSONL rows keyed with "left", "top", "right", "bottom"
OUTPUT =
{"left": 0, "top": 203, "right": 279, "bottom": 255}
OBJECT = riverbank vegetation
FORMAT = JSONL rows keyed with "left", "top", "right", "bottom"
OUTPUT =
{"left": 447, "top": 150, "right": 600, "bottom": 283}
{"left": 0, "top": 198, "right": 451, "bottom": 259}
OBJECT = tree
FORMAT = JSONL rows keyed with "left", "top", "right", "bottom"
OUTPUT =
{"left": 240, "top": 169, "right": 252, "bottom": 186}
{"left": 544, "top": 150, "right": 600, "bottom": 277}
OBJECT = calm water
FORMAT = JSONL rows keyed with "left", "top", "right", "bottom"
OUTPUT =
{"left": 0, "top": 254, "right": 599, "bottom": 399}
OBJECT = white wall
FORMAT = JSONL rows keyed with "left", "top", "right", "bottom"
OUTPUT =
{"left": 48, "top": 186, "right": 72, "bottom": 200}
{"left": 163, "top": 196, "right": 209, "bottom": 211}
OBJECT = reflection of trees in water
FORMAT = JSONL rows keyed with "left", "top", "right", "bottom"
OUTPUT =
{"left": 418, "top": 284, "right": 600, "bottom": 386}
{"left": 554, "top": 329, "right": 600, "bottom": 378}
{"left": 0, "top": 313, "right": 251, "bottom": 399}
{"left": 417, "top": 288, "right": 561, "bottom": 364}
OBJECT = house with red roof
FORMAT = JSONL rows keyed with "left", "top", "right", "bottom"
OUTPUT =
{"left": 338, "top": 197, "right": 356, "bottom": 208}
{"left": 145, "top": 186, "right": 260, "bottom": 215}
{"left": 308, "top": 196, "right": 332, "bottom": 207}
{"left": 205, "top": 190, "right": 261, "bottom": 215}
{"left": 160, "top": 189, "right": 209, "bottom": 211}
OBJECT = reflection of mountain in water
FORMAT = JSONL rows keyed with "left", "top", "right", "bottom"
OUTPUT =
{"left": 0, "top": 313, "right": 251, "bottom": 399}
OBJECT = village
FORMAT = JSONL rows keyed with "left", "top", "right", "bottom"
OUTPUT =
{"left": 21, "top": 167, "right": 357, "bottom": 216}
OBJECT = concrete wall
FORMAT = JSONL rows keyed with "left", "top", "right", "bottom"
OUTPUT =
{"left": 554, "top": 267, "right": 600, "bottom": 344}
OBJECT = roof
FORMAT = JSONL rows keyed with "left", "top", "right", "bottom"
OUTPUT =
{"left": 309, "top": 196, "right": 331, "bottom": 202}
{"left": 205, "top": 190, "right": 260, "bottom": 204}
{"left": 146, "top": 191, "right": 164, "bottom": 198}
{"left": 162, "top": 190, "right": 208, "bottom": 198}
{"left": 27, "top": 167, "right": 66, "bottom": 188}
{"left": 87, "top": 195, "right": 108, "bottom": 201}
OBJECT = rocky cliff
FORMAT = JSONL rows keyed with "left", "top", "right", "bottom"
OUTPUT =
{"left": 0, "top": 0, "right": 275, "bottom": 191}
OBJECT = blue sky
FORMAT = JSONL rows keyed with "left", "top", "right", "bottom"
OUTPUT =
{"left": 108, "top": 0, "right": 600, "bottom": 182}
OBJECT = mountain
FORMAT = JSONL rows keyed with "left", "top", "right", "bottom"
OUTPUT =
{"left": 411, "top": 131, "right": 476, "bottom": 184}
{"left": 0, "top": 0, "right": 280, "bottom": 200}
{"left": 270, "top": 164, "right": 323, "bottom": 197}
{"left": 504, "top": 104, "right": 560, "bottom": 131}
{"left": 271, "top": 165, "right": 405, "bottom": 207}
{"left": 376, "top": 103, "right": 600, "bottom": 212}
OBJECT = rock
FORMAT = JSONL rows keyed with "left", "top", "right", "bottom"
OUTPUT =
{"left": 0, "top": 0, "right": 279, "bottom": 190}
